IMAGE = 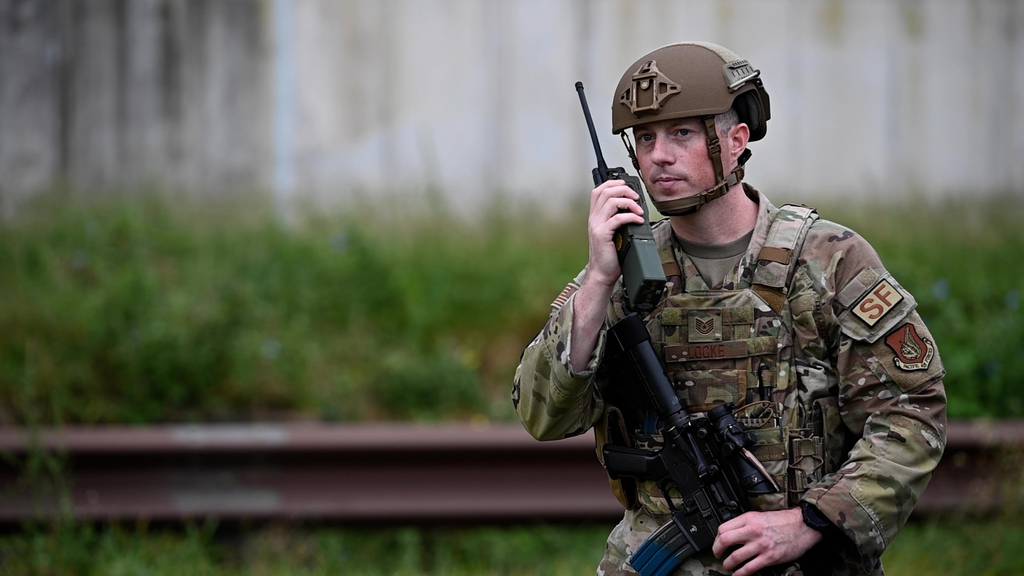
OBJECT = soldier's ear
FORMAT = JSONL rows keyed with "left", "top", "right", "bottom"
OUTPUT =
{"left": 728, "top": 122, "right": 750, "bottom": 165}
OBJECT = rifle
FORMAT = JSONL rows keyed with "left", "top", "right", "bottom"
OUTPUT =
{"left": 576, "top": 81, "right": 780, "bottom": 576}
{"left": 603, "top": 316, "right": 780, "bottom": 575}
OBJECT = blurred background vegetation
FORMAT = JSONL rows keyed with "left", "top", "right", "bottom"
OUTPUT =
{"left": 1, "top": 192, "right": 1021, "bottom": 426}
{"left": 3, "top": 191, "right": 1021, "bottom": 575}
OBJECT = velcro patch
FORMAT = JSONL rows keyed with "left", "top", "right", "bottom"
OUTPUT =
{"left": 688, "top": 310, "right": 722, "bottom": 343}
{"left": 663, "top": 337, "right": 776, "bottom": 363}
{"left": 885, "top": 323, "right": 934, "bottom": 371}
{"left": 836, "top": 272, "right": 917, "bottom": 343}
{"left": 852, "top": 278, "right": 904, "bottom": 327}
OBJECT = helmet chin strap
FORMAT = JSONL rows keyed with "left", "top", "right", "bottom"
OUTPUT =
{"left": 652, "top": 161, "right": 746, "bottom": 216}
{"left": 621, "top": 117, "right": 751, "bottom": 217}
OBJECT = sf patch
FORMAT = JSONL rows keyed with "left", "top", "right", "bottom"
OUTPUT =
{"left": 852, "top": 278, "right": 904, "bottom": 326}
{"left": 885, "top": 323, "right": 934, "bottom": 371}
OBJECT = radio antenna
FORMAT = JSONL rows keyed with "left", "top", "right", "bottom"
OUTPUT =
{"left": 575, "top": 81, "right": 609, "bottom": 182}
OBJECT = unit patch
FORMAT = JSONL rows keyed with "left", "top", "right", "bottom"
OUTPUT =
{"left": 885, "top": 323, "right": 934, "bottom": 371}
{"left": 852, "top": 278, "right": 904, "bottom": 326}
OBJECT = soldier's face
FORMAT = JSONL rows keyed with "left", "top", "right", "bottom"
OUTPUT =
{"left": 633, "top": 118, "right": 719, "bottom": 202}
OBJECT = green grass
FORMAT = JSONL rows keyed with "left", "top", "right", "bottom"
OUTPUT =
{"left": 0, "top": 193, "right": 582, "bottom": 425}
{"left": 1, "top": 520, "right": 1022, "bottom": 575}
{"left": 0, "top": 191, "right": 1021, "bottom": 424}
{"left": 0, "top": 523, "right": 609, "bottom": 576}
{"left": 883, "top": 518, "right": 1024, "bottom": 575}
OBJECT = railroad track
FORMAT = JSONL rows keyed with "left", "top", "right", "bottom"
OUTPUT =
{"left": 0, "top": 421, "right": 1020, "bottom": 523}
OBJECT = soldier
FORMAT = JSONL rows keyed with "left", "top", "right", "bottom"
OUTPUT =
{"left": 513, "top": 42, "right": 947, "bottom": 576}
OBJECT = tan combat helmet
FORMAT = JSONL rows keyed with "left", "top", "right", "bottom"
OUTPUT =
{"left": 612, "top": 42, "right": 770, "bottom": 216}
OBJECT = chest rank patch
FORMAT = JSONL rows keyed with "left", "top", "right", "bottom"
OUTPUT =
{"left": 852, "top": 278, "right": 903, "bottom": 326}
{"left": 885, "top": 323, "right": 934, "bottom": 371}
{"left": 688, "top": 310, "right": 722, "bottom": 343}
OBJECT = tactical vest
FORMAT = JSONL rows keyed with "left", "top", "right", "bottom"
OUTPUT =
{"left": 597, "top": 205, "right": 848, "bottom": 514}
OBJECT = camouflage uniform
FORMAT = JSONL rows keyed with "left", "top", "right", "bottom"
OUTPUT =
{"left": 513, "top": 185, "right": 947, "bottom": 575}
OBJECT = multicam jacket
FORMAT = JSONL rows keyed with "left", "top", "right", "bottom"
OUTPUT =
{"left": 513, "top": 186, "right": 947, "bottom": 575}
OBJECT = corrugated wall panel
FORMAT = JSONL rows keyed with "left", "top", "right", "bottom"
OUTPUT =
{"left": 0, "top": 0, "right": 1020, "bottom": 213}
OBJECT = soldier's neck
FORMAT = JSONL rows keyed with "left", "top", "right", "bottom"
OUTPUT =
{"left": 669, "top": 183, "right": 758, "bottom": 246}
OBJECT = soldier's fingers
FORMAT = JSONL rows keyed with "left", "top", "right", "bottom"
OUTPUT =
{"left": 716, "top": 513, "right": 752, "bottom": 535}
{"left": 594, "top": 190, "right": 639, "bottom": 217}
{"left": 598, "top": 196, "right": 644, "bottom": 221}
{"left": 593, "top": 213, "right": 638, "bottom": 239}
{"left": 732, "top": 554, "right": 773, "bottom": 576}
{"left": 590, "top": 199, "right": 636, "bottom": 233}
{"left": 712, "top": 525, "right": 754, "bottom": 558}
{"left": 601, "top": 212, "right": 645, "bottom": 235}
{"left": 722, "top": 541, "right": 761, "bottom": 573}
{"left": 592, "top": 182, "right": 639, "bottom": 209}
{"left": 590, "top": 180, "right": 626, "bottom": 208}
{"left": 607, "top": 184, "right": 641, "bottom": 202}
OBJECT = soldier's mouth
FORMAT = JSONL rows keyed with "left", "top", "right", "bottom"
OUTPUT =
{"left": 651, "top": 176, "right": 684, "bottom": 192}
{"left": 652, "top": 173, "right": 685, "bottom": 184}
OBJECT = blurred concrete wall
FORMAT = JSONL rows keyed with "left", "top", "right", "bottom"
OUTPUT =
{"left": 1, "top": 0, "right": 1022, "bottom": 213}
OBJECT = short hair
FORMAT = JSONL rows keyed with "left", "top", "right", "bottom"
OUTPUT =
{"left": 714, "top": 108, "right": 740, "bottom": 138}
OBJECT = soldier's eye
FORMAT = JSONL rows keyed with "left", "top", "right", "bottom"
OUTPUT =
{"left": 674, "top": 128, "right": 691, "bottom": 137}
{"left": 637, "top": 133, "right": 655, "bottom": 144}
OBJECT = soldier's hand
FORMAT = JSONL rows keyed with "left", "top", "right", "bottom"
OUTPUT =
{"left": 586, "top": 179, "right": 645, "bottom": 288}
{"left": 711, "top": 508, "right": 822, "bottom": 576}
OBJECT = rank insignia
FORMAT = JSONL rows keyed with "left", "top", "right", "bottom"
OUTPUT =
{"left": 885, "top": 323, "right": 934, "bottom": 371}
{"left": 695, "top": 316, "right": 715, "bottom": 335}
{"left": 688, "top": 310, "right": 722, "bottom": 343}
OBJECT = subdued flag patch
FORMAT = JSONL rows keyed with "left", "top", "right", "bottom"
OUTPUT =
{"left": 551, "top": 281, "right": 580, "bottom": 311}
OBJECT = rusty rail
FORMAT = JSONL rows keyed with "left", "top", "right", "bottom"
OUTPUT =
{"left": 0, "top": 421, "right": 1020, "bottom": 523}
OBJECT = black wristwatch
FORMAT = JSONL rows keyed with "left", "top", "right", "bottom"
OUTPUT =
{"left": 800, "top": 501, "right": 834, "bottom": 533}
{"left": 799, "top": 501, "right": 842, "bottom": 573}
